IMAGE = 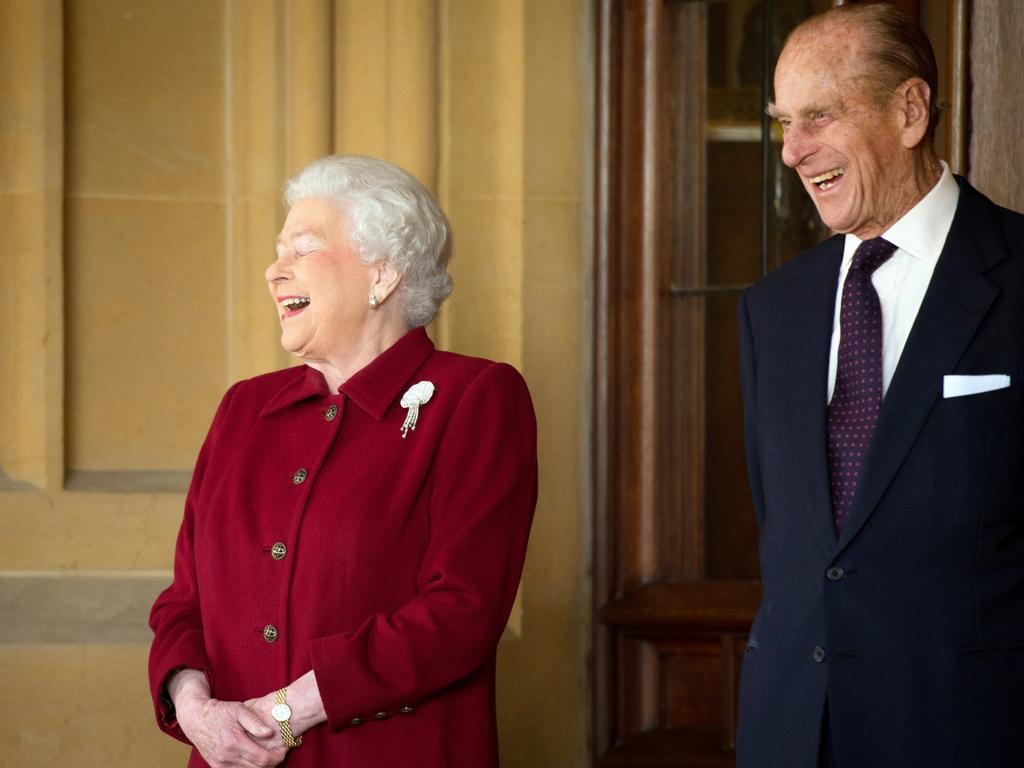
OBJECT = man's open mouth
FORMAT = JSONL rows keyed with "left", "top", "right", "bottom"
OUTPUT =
{"left": 810, "top": 168, "right": 844, "bottom": 190}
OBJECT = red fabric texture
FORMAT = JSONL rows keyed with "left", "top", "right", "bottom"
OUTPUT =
{"left": 149, "top": 328, "right": 537, "bottom": 767}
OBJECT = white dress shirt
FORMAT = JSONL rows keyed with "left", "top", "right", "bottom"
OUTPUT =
{"left": 827, "top": 162, "right": 960, "bottom": 403}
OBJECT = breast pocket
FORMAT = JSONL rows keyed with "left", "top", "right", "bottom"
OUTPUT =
{"left": 933, "top": 376, "right": 1024, "bottom": 526}
{"left": 940, "top": 377, "right": 1021, "bottom": 426}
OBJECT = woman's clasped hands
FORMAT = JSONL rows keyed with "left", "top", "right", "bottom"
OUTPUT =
{"left": 168, "top": 669, "right": 326, "bottom": 768}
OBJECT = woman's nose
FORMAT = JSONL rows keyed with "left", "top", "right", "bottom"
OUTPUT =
{"left": 267, "top": 249, "right": 298, "bottom": 283}
{"left": 266, "top": 257, "right": 288, "bottom": 284}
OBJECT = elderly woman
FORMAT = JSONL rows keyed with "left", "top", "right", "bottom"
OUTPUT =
{"left": 148, "top": 155, "right": 537, "bottom": 768}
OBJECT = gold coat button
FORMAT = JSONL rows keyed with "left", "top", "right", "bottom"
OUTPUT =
{"left": 263, "top": 624, "right": 279, "bottom": 643}
{"left": 374, "top": 711, "right": 388, "bottom": 720}
{"left": 325, "top": 404, "right": 338, "bottom": 421}
{"left": 292, "top": 468, "right": 308, "bottom": 484}
{"left": 271, "top": 542, "right": 287, "bottom": 560}
{"left": 349, "top": 716, "right": 363, "bottom": 726}
{"left": 399, "top": 705, "right": 414, "bottom": 715}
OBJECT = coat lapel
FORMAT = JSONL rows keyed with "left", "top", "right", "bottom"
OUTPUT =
{"left": 784, "top": 237, "right": 844, "bottom": 556}
{"left": 837, "top": 180, "right": 1005, "bottom": 550}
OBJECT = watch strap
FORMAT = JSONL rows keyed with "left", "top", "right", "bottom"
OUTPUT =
{"left": 274, "top": 688, "right": 303, "bottom": 748}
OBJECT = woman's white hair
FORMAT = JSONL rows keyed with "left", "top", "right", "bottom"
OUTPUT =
{"left": 285, "top": 155, "right": 453, "bottom": 328}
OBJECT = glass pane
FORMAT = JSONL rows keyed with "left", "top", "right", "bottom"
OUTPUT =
{"left": 706, "top": 0, "right": 766, "bottom": 288}
{"left": 667, "top": 0, "right": 832, "bottom": 581}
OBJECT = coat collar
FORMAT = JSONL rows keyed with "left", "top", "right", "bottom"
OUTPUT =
{"left": 259, "top": 327, "right": 435, "bottom": 420}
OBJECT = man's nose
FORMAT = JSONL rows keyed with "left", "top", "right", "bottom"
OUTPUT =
{"left": 780, "top": 125, "right": 812, "bottom": 168}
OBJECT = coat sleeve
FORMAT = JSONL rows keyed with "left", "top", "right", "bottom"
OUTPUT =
{"left": 739, "top": 291, "right": 766, "bottom": 527}
{"left": 147, "top": 381, "right": 243, "bottom": 743}
{"left": 309, "top": 362, "right": 538, "bottom": 728}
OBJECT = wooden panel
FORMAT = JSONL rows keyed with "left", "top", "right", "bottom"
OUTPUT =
{"left": 969, "top": 0, "right": 1024, "bottom": 211}
{"left": 598, "top": 730, "right": 734, "bottom": 768}
{"left": 666, "top": 0, "right": 708, "bottom": 583}
{"left": 660, "top": 638, "right": 727, "bottom": 731}
{"left": 601, "top": 582, "right": 761, "bottom": 632}
{"left": 593, "top": 0, "right": 761, "bottom": 762}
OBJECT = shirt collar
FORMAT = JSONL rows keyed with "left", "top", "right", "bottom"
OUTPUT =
{"left": 842, "top": 160, "right": 959, "bottom": 266}
{"left": 260, "top": 327, "right": 435, "bottom": 420}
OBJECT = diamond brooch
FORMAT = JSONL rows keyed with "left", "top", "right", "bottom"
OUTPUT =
{"left": 400, "top": 381, "right": 435, "bottom": 438}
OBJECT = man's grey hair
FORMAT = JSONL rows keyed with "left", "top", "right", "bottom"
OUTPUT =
{"left": 785, "top": 3, "right": 943, "bottom": 149}
{"left": 285, "top": 155, "right": 454, "bottom": 328}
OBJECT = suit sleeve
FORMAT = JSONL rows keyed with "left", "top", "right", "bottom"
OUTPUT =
{"left": 739, "top": 291, "right": 766, "bottom": 527}
{"left": 309, "top": 362, "right": 538, "bottom": 728}
{"left": 147, "top": 382, "right": 242, "bottom": 743}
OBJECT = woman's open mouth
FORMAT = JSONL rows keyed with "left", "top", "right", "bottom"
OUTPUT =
{"left": 279, "top": 296, "right": 311, "bottom": 318}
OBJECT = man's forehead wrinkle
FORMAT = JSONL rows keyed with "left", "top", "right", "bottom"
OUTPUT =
{"left": 783, "top": 18, "right": 864, "bottom": 78}
{"left": 776, "top": 38, "right": 859, "bottom": 110}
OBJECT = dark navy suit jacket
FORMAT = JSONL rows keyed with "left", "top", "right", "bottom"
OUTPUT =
{"left": 737, "top": 178, "right": 1024, "bottom": 768}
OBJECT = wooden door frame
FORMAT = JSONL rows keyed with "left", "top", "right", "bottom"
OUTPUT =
{"left": 591, "top": 0, "right": 972, "bottom": 764}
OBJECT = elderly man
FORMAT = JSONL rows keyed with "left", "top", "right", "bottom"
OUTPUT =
{"left": 738, "top": 4, "right": 1024, "bottom": 767}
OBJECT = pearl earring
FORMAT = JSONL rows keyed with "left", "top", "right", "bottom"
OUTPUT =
{"left": 369, "top": 292, "right": 379, "bottom": 309}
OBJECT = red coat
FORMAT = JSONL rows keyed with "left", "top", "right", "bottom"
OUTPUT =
{"left": 149, "top": 328, "right": 537, "bottom": 767}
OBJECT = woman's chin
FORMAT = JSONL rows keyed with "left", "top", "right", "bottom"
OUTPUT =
{"left": 279, "top": 333, "right": 312, "bottom": 358}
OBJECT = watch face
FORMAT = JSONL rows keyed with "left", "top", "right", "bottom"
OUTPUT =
{"left": 271, "top": 703, "right": 292, "bottom": 722}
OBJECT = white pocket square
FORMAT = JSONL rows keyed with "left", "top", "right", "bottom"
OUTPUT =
{"left": 943, "top": 374, "right": 1011, "bottom": 399}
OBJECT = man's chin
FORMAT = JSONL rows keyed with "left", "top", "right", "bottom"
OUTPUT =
{"left": 813, "top": 204, "right": 855, "bottom": 235}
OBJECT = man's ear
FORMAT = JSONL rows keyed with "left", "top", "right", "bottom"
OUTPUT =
{"left": 899, "top": 77, "right": 932, "bottom": 149}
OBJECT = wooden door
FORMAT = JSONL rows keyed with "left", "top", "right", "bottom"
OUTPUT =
{"left": 591, "top": 0, "right": 993, "bottom": 765}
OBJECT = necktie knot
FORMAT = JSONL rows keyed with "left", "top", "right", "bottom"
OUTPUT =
{"left": 851, "top": 237, "right": 897, "bottom": 276}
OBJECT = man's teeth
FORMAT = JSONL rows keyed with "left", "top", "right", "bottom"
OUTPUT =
{"left": 811, "top": 168, "right": 844, "bottom": 188}
{"left": 282, "top": 297, "right": 311, "bottom": 311}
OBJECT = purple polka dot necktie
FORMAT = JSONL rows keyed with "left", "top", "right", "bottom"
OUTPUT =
{"left": 827, "top": 237, "right": 898, "bottom": 532}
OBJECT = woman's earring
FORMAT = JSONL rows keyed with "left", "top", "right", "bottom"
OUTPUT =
{"left": 369, "top": 292, "right": 379, "bottom": 309}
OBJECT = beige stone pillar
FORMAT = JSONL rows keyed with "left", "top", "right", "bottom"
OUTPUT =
{"left": 441, "top": 2, "right": 588, "bottom": 765}
{"left": 334, "top": 0, "right": 440, "bottom": 191}
{"left": 0, "top": 0, "right": 64, "bottom": 491}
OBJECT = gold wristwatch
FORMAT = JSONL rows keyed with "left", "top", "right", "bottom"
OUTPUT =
{"left": 271, "top": 688, "right": 303, "bottom": 748}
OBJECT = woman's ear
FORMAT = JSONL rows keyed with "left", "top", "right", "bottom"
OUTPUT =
{"left": 372, "top": 262, "right": 402, "bottom": 304}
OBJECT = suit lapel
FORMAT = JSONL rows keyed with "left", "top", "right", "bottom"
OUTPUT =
{"left": 837, "top": 180, "right": 1005, "bottom": 550}
{"left": 784, "top": 237, "right": 844, "bottom": 556}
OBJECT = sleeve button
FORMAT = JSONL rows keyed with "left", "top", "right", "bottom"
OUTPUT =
{"left": 349, "top": 716, "right": 363, "bottom": 726}
{"left": 399, "top": 705, "right": 414, "bottom": 715}
{"left": 374, "top": 711, "right": 388, "bottom": 720}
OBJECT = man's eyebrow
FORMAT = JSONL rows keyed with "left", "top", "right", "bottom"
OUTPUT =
{"left": 765, "top": 101, "right": 842, "bottom": 121}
